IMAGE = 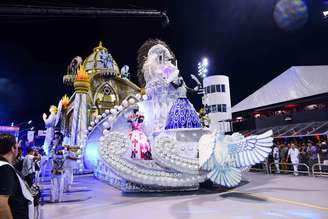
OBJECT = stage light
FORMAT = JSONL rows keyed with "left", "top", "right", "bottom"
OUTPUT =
{"left": 202, "top": 58, "right": 208, "bottom": 66}
{"left": 323, "top": 11, "right": 328, "bottom": 17}
{"left": 198, "top": 57, "right": 209, "bottom": 78}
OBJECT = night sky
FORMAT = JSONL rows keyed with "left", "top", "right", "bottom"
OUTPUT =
{"left": 0, "top": 0, "right": 327, "bottom": 130}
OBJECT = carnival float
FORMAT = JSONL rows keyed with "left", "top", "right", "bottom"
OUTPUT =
{"left": 43, "top": 40, "right": 273, "bottom": 192}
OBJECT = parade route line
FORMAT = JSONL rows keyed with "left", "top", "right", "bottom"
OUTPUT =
{"left": 230, "top": 190, "right": 328, "bottom": 211}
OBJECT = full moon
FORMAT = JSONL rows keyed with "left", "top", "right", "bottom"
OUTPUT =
{"left": 274, "top": 0, "right": 309, "bottom": 31}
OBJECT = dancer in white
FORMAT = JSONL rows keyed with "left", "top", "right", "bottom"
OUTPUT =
{"left": 288, "top": 143, "right": 300, "bottom": 176}
{"left": 273, "top": 145, "right": 280, "bottom": 173}
{"left": 50, "top": 132, "right": 66, "bottom": 202}
{"left": 64, "top": 146, "right": 78, "bottom": 192}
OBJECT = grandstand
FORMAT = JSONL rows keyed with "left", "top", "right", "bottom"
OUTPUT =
{"left": 232, "top": 66, "right": 328, "bottom": 139}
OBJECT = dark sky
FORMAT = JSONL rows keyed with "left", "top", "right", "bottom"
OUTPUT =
{"left": 0, "top": 0, "right": 327, "bottom": 129}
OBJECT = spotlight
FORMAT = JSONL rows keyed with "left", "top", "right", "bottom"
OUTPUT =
{"left": 197, "top": 57, "right": 209, "bottom": 78}
{"left": 202, "top": 58, "right": 208, "bottom": 66}
{"left": 323, "top": 11, "right": 328, "bottom": 18}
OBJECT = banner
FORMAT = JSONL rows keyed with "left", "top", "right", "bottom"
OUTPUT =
{"left": 27, "top": 131, "right": 35, "bottom": 143}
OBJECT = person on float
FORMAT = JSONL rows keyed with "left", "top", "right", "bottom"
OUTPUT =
{"left": 50, "top": 132, "right": 66, "bottom": 202}
{"left": 164, "top": 66, "right": 202, "bottom": 130}
{"left": 127, "top": 107, "right": 152, "bottom": 160}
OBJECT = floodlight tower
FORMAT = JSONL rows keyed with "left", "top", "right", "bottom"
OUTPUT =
{"left": 199, "top": 58, "right": 232, "bottom": 132}
{"left": 198, "top": 58, "right": 208, "bottom": 79}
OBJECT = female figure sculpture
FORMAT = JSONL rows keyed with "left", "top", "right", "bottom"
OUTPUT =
{"left": 42, "top": 101, "right": 62, "bottom": 155}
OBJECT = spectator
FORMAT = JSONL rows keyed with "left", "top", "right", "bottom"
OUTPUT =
{"left": 0, "top": 133, "right": 34, "bottom": 219}
{"left": 22, "top": 148, "right": 36, "bottom": 187}
{"left": 272, "top": 145, "right": 280, "bottom": 173}
{"left": 33, "top": 150, "right": 41, "bottom": 185}
{"left": 320, "top": 141, "right": 328, "bottom": 161}
{"left": 307, "top": 142, "right": 318, "bottom": 168}
{"left": 13, "top": 147, "right": 24, "bottom": 172}
{"left": 280, "top": 144, "right": 288, "bottom": 172}
{"left": 298, "top": 144, "right": 308, "bottom": 171}
{"left": 288, "top": 143, "right": 300, "bottom": 176}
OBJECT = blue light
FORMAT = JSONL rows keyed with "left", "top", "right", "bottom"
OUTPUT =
{"left": 84, "top": 140, "right": 100, "bottom": 170}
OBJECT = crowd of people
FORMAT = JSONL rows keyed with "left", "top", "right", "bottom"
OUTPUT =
{"left": 0, "top": 132, "right": 78, "bottom": 219}
{"left": 270, "top": 138, "right": 328, "bottom": 175}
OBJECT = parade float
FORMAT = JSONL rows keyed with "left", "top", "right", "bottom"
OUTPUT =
{"left": 44, "top": 39, "right": 273, "bottom": 192}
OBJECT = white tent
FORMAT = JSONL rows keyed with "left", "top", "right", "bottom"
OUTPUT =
{"left": 232, "top": 66, "right": 328, "bottom": 113}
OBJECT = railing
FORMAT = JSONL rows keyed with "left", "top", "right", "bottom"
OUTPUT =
{"left": 312, "top": 163, "right": 328, "bottom": 177}
{"left": 250, "top": 161, "right": 269, "bottom": 174}
{"left": 269, "top": 162, "right": 311, "bottom": 176}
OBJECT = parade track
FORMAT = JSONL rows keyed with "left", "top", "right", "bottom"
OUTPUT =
{"left": 41, "top": 172, "right": 328, "bottom": 219}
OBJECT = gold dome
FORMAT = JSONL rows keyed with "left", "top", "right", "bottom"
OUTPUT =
{"left": 83, "top": 41, "right": 121, "bottom": 77}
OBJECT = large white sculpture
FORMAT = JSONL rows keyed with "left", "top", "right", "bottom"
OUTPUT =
{"left": 143, "top": 44, "right": 179, "bottom": 131}
{"left": 42, "top": 101, "right": 62, "bottom": 155}
{"left": 199, "top": 130, "right": 273, "bottom": 187}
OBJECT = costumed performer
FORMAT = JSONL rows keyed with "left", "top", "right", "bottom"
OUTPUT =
{"left": 127, "top": 107, "right": 152, "bottom": 160}
{"left": 164, "top": 68, "right": 202, "bottom": 129}
{"left": 50, "top": 132, "right": 66, "bottom": 202}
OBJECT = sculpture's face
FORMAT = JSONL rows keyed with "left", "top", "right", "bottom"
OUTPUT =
{"left": 147, "top": 45, "right": 173, "bottom": 65}
{"left": 143, "top": 44, "right": 178, "bottom": 82}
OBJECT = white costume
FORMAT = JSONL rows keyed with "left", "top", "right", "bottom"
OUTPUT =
{"left": 273, "top": 146, "right": 280, "bottom": 173}
{"left": 21, "top": 154, "right": 35, "bottom": 178}
{"left": 288, "top": 148, "right": 300, "bottom": 176}
{"left": 64, "top": 150, "right": 77, "bottom": 191}
{"left": 50, "top": 146, "right": 66, "bottom": 202}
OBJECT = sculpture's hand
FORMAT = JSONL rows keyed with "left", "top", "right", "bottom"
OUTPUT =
{"left": 43, "top": 113, "right": 47, "bottom": 121}
{"left": 166, "top": 68, "right": 179, "bottom": 83}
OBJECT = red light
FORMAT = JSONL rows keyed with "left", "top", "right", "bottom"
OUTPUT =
{"left": 285, "top": 104, "right": 298, "bottom": 108}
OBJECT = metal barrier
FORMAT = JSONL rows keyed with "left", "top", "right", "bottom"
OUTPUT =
{"left": 269, "top": 162, "right": 311, "bottom": 176}
{"left": 312, "top": 163, "right": 328, "bottom": 177}
{"left": 250, "top": 161, "right": 269, "bottom": 174}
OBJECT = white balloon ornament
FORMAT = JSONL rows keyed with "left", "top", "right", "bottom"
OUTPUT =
{"left": 128, "top": 98, "right": 136, "bottom": 105}
{"left": 103, "top": 122, "right": 110, "bottom": 129}
{"left": 122, "top": 100, "right": 128, "bottom": 107}
{"left": 110, "top": 108, "right": 117, "bottom": 115}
